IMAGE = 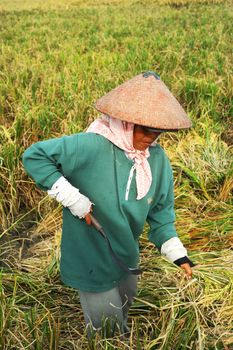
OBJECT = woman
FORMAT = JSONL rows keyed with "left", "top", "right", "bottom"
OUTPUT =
{"left": 22, "top": 71, "right": 194, "bottom": 337}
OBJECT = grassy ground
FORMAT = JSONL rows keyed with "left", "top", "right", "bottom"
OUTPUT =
{"left": 0, "top": 0, "right": 232, "bottom": 349}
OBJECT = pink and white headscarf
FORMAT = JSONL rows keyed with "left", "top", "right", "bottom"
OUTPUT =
{"left": 86, "top": 115, "right": 154, "bottom": 200}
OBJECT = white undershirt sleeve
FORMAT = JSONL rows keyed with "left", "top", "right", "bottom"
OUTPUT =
{"left": 47, "top": 176, "right": 92, "bottom": 219}
{"left": 161, "top": 237, "right": 187, "bottom": 263}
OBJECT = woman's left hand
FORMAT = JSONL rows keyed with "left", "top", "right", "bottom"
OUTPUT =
{"left": 180, "top": 263, "right": 193, "bottom": 279}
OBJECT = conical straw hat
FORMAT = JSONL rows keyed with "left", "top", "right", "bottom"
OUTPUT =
{"left": 95, "top": 71, "right": 192, "bottom": 130}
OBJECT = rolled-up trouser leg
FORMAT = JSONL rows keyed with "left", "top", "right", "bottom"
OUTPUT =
{"left": 78, "top": 275, "right": 138, "bottom": 337}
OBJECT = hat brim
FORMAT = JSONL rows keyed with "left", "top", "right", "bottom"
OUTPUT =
{"left": 95, "top": 73, "right": 192, "bottom": 130}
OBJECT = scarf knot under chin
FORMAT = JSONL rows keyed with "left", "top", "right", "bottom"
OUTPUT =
{"left": 86, "top": 115, "right": 153, "bottom": 200}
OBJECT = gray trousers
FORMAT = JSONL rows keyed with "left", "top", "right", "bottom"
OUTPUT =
{"left": 78, "top": 275, "right": 138, "bottom": 337}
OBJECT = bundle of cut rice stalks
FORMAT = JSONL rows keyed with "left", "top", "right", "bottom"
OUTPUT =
{"left": 135, "top": 248, "right": 233, "bottom": 350}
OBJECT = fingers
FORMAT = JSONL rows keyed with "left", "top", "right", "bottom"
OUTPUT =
{"left": 84, "top": 206, "right": 93, "bottom": 225}
{"left": 180, "top": 263, "right": 193, "bottom": 279}
{"left": 85, "top": 213, "right": 92, "bottom": 225}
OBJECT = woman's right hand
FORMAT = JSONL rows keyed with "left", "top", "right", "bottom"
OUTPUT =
{"left": 85, "top": 206, "right": 93, "bottom": 225}
{"left": 47, "top": 176, "right": 93, "bottom": 220}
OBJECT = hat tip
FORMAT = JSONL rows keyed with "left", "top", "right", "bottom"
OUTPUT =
{"left": 142, "top": 71, "right": 160, "bottom": 80}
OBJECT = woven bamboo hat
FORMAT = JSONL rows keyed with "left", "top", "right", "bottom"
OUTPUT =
{"left": 95, "top": 71, "right": 192, "bottom": 130}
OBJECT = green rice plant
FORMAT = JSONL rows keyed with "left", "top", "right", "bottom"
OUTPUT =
{"left": 0, "top": 272, "right": 61, "bottom": 350}
{"left": 0, "top": 0, "right": 230, "bottom": 12}
{"left": 0, "top": 0, "right": 232, "bottom": 231}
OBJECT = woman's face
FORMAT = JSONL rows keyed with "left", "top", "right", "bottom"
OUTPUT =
{"left": 133, "top": 125, "right": 161, "bottom": 151}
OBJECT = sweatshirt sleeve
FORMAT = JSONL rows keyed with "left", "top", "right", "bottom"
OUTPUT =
{"left": 146, "top": 169, "right": 178, "bottom": 249}
{"left": 22, "top": 134, "right": 78, "bottom": 191}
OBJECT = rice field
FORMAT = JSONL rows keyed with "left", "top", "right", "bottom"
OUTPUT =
{"left": 0, "top": 0, "right": 232, "bottom": 349}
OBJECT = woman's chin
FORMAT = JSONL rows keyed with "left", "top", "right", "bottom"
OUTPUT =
{"left": 134, "top": 143, "right": 150, "bottom": 151}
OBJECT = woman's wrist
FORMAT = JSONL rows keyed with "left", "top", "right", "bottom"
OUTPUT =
{"left": 173, "top": 256, "right": 195, "bottom": 267}
{"left": 47, "top": 176, "right": 92, "bottom": 218}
